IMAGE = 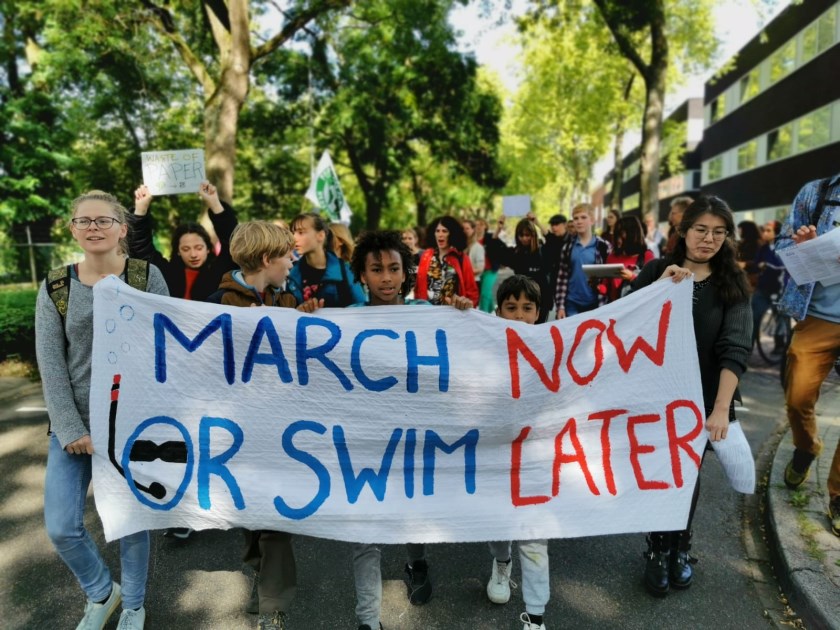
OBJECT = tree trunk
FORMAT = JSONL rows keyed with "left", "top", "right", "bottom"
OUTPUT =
{"left": 410, "top": 169, "right": 429, "bottom": 228}
{"left": 610, "top": 125, "right": 625, "bottom": 211}
{"left": 204, "top": 79, "right": 247, "bottom": 204}
{"left": 610, "top": 74, "right": 635, "bottom": 211}
{"left": 639, "top": 4, "right": 668, "bottom": 222}
{"left": 344, "top": 139, "right": 387, "bottom": 230}
{"left": 202, "top": 0, "right": 250, "bottom": 204}
{"left": 593, "top": 0, "right": 668, "bottom": 221}
{"left": 639, "top": 71, "right": 665, "bottom": 221}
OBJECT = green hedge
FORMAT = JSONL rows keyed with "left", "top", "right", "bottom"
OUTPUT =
{"left": 0, "top": 288, "right": 38, "bottom": 361}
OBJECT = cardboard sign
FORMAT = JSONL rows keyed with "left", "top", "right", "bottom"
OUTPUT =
{"left": 502, "top": 195, "right": 531, "bottom": 217}
{"left": 141, "top": 150, "right": 206, "bottom": 195}
{"left": 90, "top": 278, "right": 706, "bottom": 543}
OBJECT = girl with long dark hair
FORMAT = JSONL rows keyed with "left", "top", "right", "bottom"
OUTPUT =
{"left": 631, "top": 195, "right": 752, "bottom": 597}
{"left": 131, "top": 182, "right": 237, "bottom": 304}
{"left": 604, "top": 216, "right": 654, "bottom": 303}
{"left": 414, "top": 215, "right": 479, "bottom": 306}
{"left": 485, "top": 214, "right": 552, "bottom": 322}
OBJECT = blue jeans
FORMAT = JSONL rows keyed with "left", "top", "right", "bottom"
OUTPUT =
{"left": 488, "top": 540, "right": 550, "bottom": 615}
{"left": 565, "top": 299, "right": 598, "bottom": 317}
{"left": 352, "top": 543, "right": 381, "bottom": 628}
{"left": 44, "top": 435, "right": 149, "bottom": 610}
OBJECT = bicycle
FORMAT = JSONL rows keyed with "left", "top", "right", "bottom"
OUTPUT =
{"left": 754, "top": 295, "right": 792, "bottom": 365}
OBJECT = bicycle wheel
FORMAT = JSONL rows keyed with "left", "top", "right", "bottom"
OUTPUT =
{"left": 755, "top": 306, "right": 783, "bottom": 365}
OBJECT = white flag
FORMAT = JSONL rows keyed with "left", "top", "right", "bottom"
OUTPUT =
{"left": 305, "top": 150, "right": 352, "bottom": 224}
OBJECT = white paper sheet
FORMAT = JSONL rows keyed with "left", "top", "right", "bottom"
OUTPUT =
{"left": 582, "top": 264, "right": 625, "bottom": 278}
{"left": 709, "top": 422, "right": 755, "bottom": 494}
{"left": 502, "top": 195, "right": 531, "bottom": 216}
{"left": 777, "top": 228, "right": 840, "bottom": 286}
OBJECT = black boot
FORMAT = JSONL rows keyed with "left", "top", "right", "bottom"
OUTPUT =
{"left": 643, "top": 532, "right": 670, "bottom": 597}
{"left": 669, "top": 529, "right": 696, "bottom": 589}
{"left": 404, "top": 559, "right": 432, "bottom": 605}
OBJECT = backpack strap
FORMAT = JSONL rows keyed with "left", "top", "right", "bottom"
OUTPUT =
{"left": 124, "top": 258, "right": 149, "bottom": 292}
{"left": 810, "top": 177, "right": 840, "bottom": 228}
{"left": 46, "top": 265, "right": 73, "bottom": 326}
{"left": 46, "top": 259, "right": 149, "bottom": 328}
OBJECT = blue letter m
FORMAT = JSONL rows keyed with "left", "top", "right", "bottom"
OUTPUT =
{"left": 154, "top": 313, "right": 235, "bottom": 384}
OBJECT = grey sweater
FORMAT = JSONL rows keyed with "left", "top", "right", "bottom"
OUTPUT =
{"left": 35, "top": 263, "right": 169, "bottom": 447}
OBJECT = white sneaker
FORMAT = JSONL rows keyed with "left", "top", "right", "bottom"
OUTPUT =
{"left": 521, "top": 611, "right": 546, "bottom": 630}
{"left": 486, "top": 559, "right": 513, "bottom": 604}
{"left": 116, "top": 607, "right": 146, "bottom": 629}
{"left": 76, "top": 582, "right": 121, "bottom": 630}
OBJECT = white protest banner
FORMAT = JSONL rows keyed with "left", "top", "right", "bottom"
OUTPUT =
{"left": 141, "top": 149, "right": 206, "bottom": 196}
{"left": 305, "top": 150, "right": 352, "bottom": 224}
{"left": 502, "top": 195, "right": 531, "bottom": 217}
{"left": 90, "top": 278, "right": 706, "bottom": 543}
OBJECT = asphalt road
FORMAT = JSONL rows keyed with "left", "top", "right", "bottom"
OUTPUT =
{"left": 0, "top": 358, "right": 797, "bottom": 630}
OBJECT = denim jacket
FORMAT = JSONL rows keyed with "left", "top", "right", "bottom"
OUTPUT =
{"left": 777, "top": 174, "right": 840, "bottom": 320}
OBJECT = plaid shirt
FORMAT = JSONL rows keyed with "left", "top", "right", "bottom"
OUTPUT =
{"left": 778, "top": 174, "right": 840, "bottom": 320}
{"left": 553, "top": 234, "right": 611, "bottom": 311}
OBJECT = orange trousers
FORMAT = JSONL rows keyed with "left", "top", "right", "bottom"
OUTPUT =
{"left": 785, "top": 315, "right": 840, "bottom": 499}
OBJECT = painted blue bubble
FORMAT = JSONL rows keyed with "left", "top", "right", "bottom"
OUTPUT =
{"left": 121, "top": 342, "right": 131, "bottom": 353}
{"left": 120, "top": 305, "right": 135, "bottom": 321}
{"left": 105, "top": 319, "right": 117, "bottom": 333}
{"left": 107, "top": 352, "right": 118, "bottom": 364}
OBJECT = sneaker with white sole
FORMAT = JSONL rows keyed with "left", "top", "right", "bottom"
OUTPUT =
{"left": 520, "top": 611, "right": 546, "bottom": 630}
{"left": 116, "top": 607, "right": 146, "bottom": 630}
{"left": 486, "top": 559, "right": 513, "bottom": 604}
{"left": 164, "top": 527, "right": 193, "bottom": 540}
{"left": 76, "top": 582, "right": 121, "bottom": 630}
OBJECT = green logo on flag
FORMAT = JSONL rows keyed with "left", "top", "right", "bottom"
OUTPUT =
{"left": 315, "top": 169, "right": 344, "bottom": 221}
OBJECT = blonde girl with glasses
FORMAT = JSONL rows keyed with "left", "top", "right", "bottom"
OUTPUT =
{"left": 35, "top": 191, "right": 169, "bottom": 630}
{"left": 630, "top": 195, "right": 752, "bottom": 598}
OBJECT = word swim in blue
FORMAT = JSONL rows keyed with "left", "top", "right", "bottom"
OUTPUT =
{"left": 122, "top": 415, "right": 478, "bottom": 520}
{"left": 154, "top": 313, "right": 449, "bottom": 393}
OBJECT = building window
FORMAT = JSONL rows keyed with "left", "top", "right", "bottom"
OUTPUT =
{"left": 623, "top": 193, "right": 639, "bottom": 211}
{"left": 739, "top": 69, "right": 760, "bottom": 104}
{"left": 770, "top": 39, "right": 796, "bottom": 83}
{"left": 767, "top": 124, "right": 793, "bottom": 161}
{"left": 818, "top": 7, "right": 837, "bottom": 53}
{"left": 737, "top": 140, "right": 758, "bottom": 172}
{"left": 802, "top": 7, "right": 837, "bottom": 65}
{"left": 707, "top": 156, "right": 723, "bottom": 182}
{"left": 798, "top": 105, "right": 832, "bottom": 152}
{"left": 623, "top": 160, "right": 639, "bottom": 182}
{"left": 710, "top": 94, "right": 725, "bottom": 123}
{"left": 802, "top": 22, "right": 819, "bottom": 64}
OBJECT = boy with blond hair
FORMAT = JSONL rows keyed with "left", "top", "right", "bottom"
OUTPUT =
{"left": 213, "top": 220, "right": 297, "bottom": 308}
{"left": 211, "top": 220, "right": 319, "bottom": 630}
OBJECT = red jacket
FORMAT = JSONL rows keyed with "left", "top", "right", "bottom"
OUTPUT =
{"left": 415, "top": 248, "right": 479, "bottom": 306}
